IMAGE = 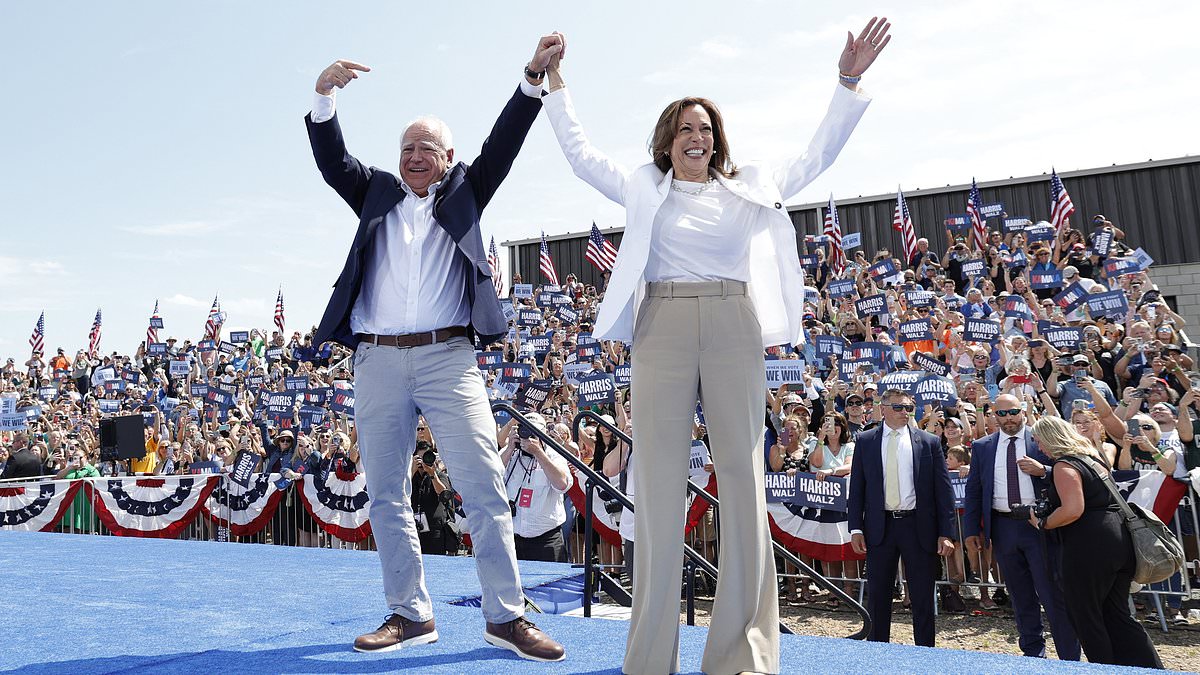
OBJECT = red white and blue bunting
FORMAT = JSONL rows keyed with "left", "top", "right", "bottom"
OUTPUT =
{"left": 767, "top": 502, "right": 863, "bottom": 562}
{"left": 88, "top": 476, "right": 219, "bottom": 538}
{"left": 0, "top": 481, "right": 82, "bottom": 531}
{"left": 202, "top": 473, "right": 286, "bottom": 537}
{"left": 297, "top": 471, "right": 371, "bottom": 542}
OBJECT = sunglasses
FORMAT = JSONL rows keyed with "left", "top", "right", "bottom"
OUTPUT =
{"left": 846, "top": 401, "right": 864, "bottom": 407}
{"left": 994, "top": 409, "right": 1022, "bottom": 417}
{"left": 887, "top": 404, "right": 915, "bottom": 412}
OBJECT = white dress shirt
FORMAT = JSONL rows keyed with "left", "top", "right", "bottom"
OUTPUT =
{"left": 992, "top": 430, "right": 1036, "bottom": 511}
{"left": 643, "top": 180, "right": 754, "bottom": 283}
{"left": 504, "top": 452, "right": 567, "bottom": 539}
{"left": 881, "top": 423, "right": 917, "bottom": 511}
{"left": 310, "top": 79, "right": 541, "bottom": 335}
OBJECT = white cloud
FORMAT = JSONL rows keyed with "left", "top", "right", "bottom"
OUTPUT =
{"left": 119, "top": 220, "right": 225, "bottom": 236}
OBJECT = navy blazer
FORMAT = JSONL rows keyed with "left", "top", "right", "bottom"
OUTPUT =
{"left": 848, "top": 425, "right": 956, "bottom": 553}
{"left": 963, "top": 429, "right": 1052, "bottom": 544}
{"left": 305, "top": 86, "right": 541, "bottom": 349}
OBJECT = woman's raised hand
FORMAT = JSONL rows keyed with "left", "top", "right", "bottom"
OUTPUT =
{"left": 839, "top": 17, "right": 892, "bottom": 77}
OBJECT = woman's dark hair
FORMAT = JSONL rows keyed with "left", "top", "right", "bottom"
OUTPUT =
{"left": 649, "top": 97, "right": 737, "bottom": 177}
{"left": 593, "top": 425, "right": 618, "bottom": 472}
{"left": 823, "top": 412, "right": 851, "bottom": 445}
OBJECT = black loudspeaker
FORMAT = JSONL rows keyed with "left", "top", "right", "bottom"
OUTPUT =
{"left": 99, "top": 415, "right": 146, "bottom": 461}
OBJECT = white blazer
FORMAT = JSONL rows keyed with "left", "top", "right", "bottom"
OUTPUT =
{"left": 542, "top": 84, "right": 870, "bottom": 348}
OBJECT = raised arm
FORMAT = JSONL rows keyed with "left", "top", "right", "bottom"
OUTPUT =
{"left": 305, "top": 59, "right": 374, "bottom": 215}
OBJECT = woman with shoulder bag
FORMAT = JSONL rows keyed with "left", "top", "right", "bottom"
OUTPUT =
{"left": 1028, "top": 417, "right": 1162, "bottom": 668}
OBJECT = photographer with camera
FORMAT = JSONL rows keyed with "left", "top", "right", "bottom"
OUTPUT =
{"left": 410, "top": 440, "right": 462, "bottom": 555}
{"left": 1049, "top": 354, "right": 1117, "bottom": 419}
{"left": 500, "top": 412, "right": 571, "bottom": 562}
{"left": 964, "top": 394, "right": 1080, "bottom": 660}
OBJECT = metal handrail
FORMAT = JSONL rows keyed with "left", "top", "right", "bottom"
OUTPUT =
{"left": 571, "top": 409, "right": 872, "bottom": 641}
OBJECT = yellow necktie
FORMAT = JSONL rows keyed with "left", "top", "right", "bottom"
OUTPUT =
{"left": 885, "top": 430, "right": 901, "bottom": 510}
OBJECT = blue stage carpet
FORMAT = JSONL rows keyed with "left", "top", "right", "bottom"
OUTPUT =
{"left": 0, "top": 531, "right": 1160, "bottom": 674}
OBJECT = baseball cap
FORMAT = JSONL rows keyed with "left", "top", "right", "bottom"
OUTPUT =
{"left": 782, "top": 394, "right": 804, "bottom": 407}
{"left": 1071, "top": 354, "right": 1089, "bottom": 366}
{"left": 1062, "top": 266, "right": 1078, "bottom": 278}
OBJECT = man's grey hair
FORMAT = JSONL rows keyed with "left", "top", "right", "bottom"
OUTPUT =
{"left": 402, "top": 116, "right": 454, "bottom": 153}
{"left": 917, "top": 237, "right": 929, "bottom": 246}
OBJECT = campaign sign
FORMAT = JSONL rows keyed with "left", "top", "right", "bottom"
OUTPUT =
{"left": 827, "top": 279, "right": 857, "bottom": 299}
{"left": 515, "top": 380, "right": 552, "bottom": 411}
{"left": 880, "top": 371, "right": 923, "bottom": 394}
{"left": 764, "top": 472, "right": 797, "bottom": 503}
{"left": 1043, "top": 326, "right": 1084, "bottom": 352}
{"left": 218, "top": 341, "right": 236, "bottom": 355}
{"left": 477, "top": 350, "right": 503, "bottom": 370}
{"left": 848, "top": 342, "right": 888, "bottom": 362}
{"left": 911, "top": 352, "right": 951, "bottom": 377}
{"left": 245, "top": 374, "right": 265, "bottom": 388}
{"left": 944, "top": 214, "right": 971, "bottom": 232}
{"left": 576, "top": 333, "right": 598, "bottom": 346}
{"left": 555, "top": 305, "right": 579, "bottom": 326}
{"left": 689, "top": 440, "right": 711, "bottom": 481}
{"left": 765, "top": 361, "right": 807, "bottom": 386}
{"left": 1103, "top": 257, "right": 1139, "bottom": 279}
{"left": 501, "top": 302, "right": 517, "bottom": 323}
{"left": 122, "top": 368, "right": 141, "bottom": 384}
{"left": 527, "top": 335, "right": 551, "bottom": 355}
{"left": 854, "top": 294, "right": 888, "bottom": 317}
{"left": 914, "top": 375, "right": 958, "bottom": 411}
{"left": 284, "top": 376, "right": 308, "bottom": 392}
{"left": 230, "top": 450, "right": 259, "bottom": 489}
{"left": 198, "top": 340, "right": 217, "bottom": 353}
{"left": 980, "top": 202, "right": 1004, "bottom": 219}
{"left": 142, "top": 411, "right": 156, "bottom": 427}
{"left": 1003, "top": 217, "right": 1031, "bottom": 233}
{"left": 960, "top": 259, "right": 987, "bottom": 278}
{"left": 148, "top": 342, "right": 167, "bottom": 356}
{"left": 169, "top": 359, "right": 190, "bottom": 377}
{"left": 868, "top": 259, "right": 897, "bottom": 280}
{"left": 229, "top": 330, "right": 250, "bottom": 344}
{"left": 804, "top": 234, "right": 831, "bottom": 245}
{"left": 563, "top": 362, "right": 592, "bottom": 386}
{"left": 813, "top": 335, "right": 847, "bottom": 360}
{"left": 97, "top": 399, "right": 121, "bottom": 414}
{"left": 1030, "top": 269, "right": 1063, "bottom": 289}
{"left": 187, "top": 461, "right": 221, "bottom": 475}
{"left": 38, "top": 386, "right": 57, "bottom": 402}
{"left": 104, "top": 379, "right": 126, "bottom": 394}
{"left": 149, "top": 317, "right": 164, "bottom": 329}
{"left": 837, "top": 358, "right": 868, "bottom": 382}
{"left": 803, "top": 287, "right": 820, "bottom": 307}
{"left": 512, "top": 283, "right": 533, "bottom": 299}
{"left": 330, "top": 388, "right": 356, "bottom": 416}
{"left": 305, "top": 387, "right": 332, "bottom": 406}
{"left": 96, "top": 366, "right": 117, "bottom": 381}
{"left": 298, "top": 405, "right": 327, "bottom": 430}
{"left": 1092, "top": 228, "right": 1114, "bottom": 257}
{"left": 576, "top": 342, "right": 603, "bottom": 360}
{"left": 841, "top": 232, "right": 862, "bottom": 250}
{"left": 206, "top": 385, "right": 236, "bottom": 409}
{"left": 1003, "top": 295, "right": 1033, "bottom": 320}
{"left": 518, "top": 309, "right": 543, "bottom": 328}
{"left": 265, "top": 391, "right": 298, "bottom": 418}
{"left": 904, "top": 290, "right": 936, "bottom": 308}
{"left": 791, "top": 472, "right": 849, "bottom": 512}
{"left": 535, "top": 291, "right": 561, "bottom": 309}
{"left": 898, "top": 319, "right": 933, "bottom": 343}
{"left": 1006, "top": 250, "right": 1028, "bottom": 270}
{"left": 189, "top": 383, "right": 209, "bottom": 398}
{"left": 1085, "top": 290, "right": 1130, "bottom": 320}
{"left": 951, "top": 476, "right": 969, "bottom": 508}
{"left": 1130, "top": 247, "right": 1154, "bottom": 271}
{"left": 577, "top": 372, "right": 616, "bottom": 406}
{"left": 614, "top": 364, "right": 632, "bottom": 387}
{"left": 1053, "top": 282, "right": 1089, "bottom": 314}
{"left": 265, "top": 347, "right": 284, "bottom": 361}
{"left": 499, "top": 362, "right": 532, "bottom": 384}
{"left": 964, "top": 318, "right": 1001, "bottom": 344}
{"left": 1025, "top": 223, "right": 1056, "bottom": 242}
{"left": 799, "top": 254, "right": 820, "bottom": 270}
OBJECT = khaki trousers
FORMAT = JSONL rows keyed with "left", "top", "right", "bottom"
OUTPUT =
{"left": 624, "top": 280, "right": 780, "bottom": 675}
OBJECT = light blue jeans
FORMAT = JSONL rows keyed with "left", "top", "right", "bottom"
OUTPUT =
{"left": 354, "top": 336, "right": 524, "bottom": 624}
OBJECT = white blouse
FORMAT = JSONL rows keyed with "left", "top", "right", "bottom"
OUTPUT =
{"left": 644, "top": 179, "right": 755, "bottom": 283}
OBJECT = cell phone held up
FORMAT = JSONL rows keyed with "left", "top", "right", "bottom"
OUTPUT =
{"left": 1127, "top": 418, "right": 1142, "bottom": 438}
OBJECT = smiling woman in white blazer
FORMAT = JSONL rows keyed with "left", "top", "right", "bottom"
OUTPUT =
{"left": 539, "top": 19, "right": 891, "bottom": 675}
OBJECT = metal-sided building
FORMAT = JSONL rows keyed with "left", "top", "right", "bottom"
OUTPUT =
{"left": 503, "top": 156, "right": 1200, "bottom": 332}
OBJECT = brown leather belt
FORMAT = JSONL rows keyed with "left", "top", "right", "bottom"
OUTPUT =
{"left": 356, "top": 326, "right": 467, "bottom": 348}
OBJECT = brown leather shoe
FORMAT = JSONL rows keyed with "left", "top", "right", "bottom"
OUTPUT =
{"left": 483, "top": 617, "right": 565, "bottom": 662}
{"left": 353, "top": 613, "right": 438, "bottom": 653}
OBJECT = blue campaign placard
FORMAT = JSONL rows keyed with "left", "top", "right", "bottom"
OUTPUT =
{"left": 189, "top": 383, "right": 209, "bottom": 398}
{"left": 198, "top": 339, "right": 216, "bottom": 353}
{"left": 577, "top": 372, "right": 616, "bottom": 406}
{"left": 1053, "top": 282, "right": 1089, "bottom": 314}
{"left": 555, "top": 305, "right": 579, "bottom": 326}
{"left": 245, "top": 374, "right": 265, "bottom": 388}
{"left": 1130, "top": 247, "right": 1154, "bottom": 271}
{"left": 1043, "top": 325, "right": 1084, "bottom": 351}
{"left": 1091, "top": 228, "right": 1113, "bottom": 257}
{"left": 122, "top": 368, "right": 141, "bottom": 384}
{"left": 904, "top": 290, "right": 936, "bottom": 308}
{"left": 298, "top": 405, "right": 327, "bottom": 430}
{"left": 229, "top": 330, "right": 250, "bottom": 344}
{"left": 914, "top": 374, "right": 958, "bottom": 412}
{"left": 98, "top": 399, "right": 120, "bottom": 413}
{"left": 1085, "top": 290, "right": 1130, "bottom": 320}
{"left": 206, "top": 385, "right": 236, "bottom": 409}
{"left": 867, "top": 258, "right": 897, "bottom": 280}
{"left": 501, "top": 302, "right": 517, "bottom": 323}
{"left": 960, "top": 259, "right": 987, "bottom": 278}
{"left": 841, "top": 232, "right": 862, "bottom": 250}
{"left": 516, "top": 380, "right": 552, "bottom": 411}
{"left": 799, "top": 254, "right": 819, "bottom": 269}
{"left": 218, "top": 340, "right": 236, "bottom": 354}
{"left": 980, "top": 202, "right": 1005, "bottom": 219}
{"left": 848, "top": 341, "right": 887, "bottom": 362}
{"left": 880, "top": 370, "right": 924, "bottom": 394}
{"left": 614, "top": 364, "right": 631, "bottom": 387}
{"left": 1030, "top": 269, "right": 1063, "bottom": 289}
{"left": 169, "top": 359, "right": 190, "bottom": 377}
{"left": 149, "top": 317, "right": 164, "bottom": 329}
{"left": 330, "top": 387, "right": 355, "bottom": 416}
{"left": 527, "top": 335, "right": 551, "bottom": 355}
{"left": 576, "top": 342, "right": 603, "bottom": 360}
{"left": 944, "top": 214, "right": 971, "bottom": 233}
{"left": 265, "top": 347, "right": 284, "bottom": 361}
{"left": 265, "top": 390, "right": 298, "bottom": 418}
{"left": 764, "top": 361, "right": 807, "bottom": 387}
{"left": 499, "top": 362, "right": 532, "bottom": 384}
{"left": 1003, "top": 295, "right": 1032, "bottom": 320}
{"left": 827, "top": 279, "right": 856, "bottom": 299}
{"left": 148, "top": 342, "right": 167, "bottom": 356}
{"left": 535, "top": 291, "right": 559, "bottom": 308}
{"left": 1003, "top": 217, "right": 1031, "bottom": 233}
{"left": 1025, "top": 223, "right": 1056, "bottom": 242}
{"left": 1005, "top": 250, "right": 1028, "bottom": 270}
{"left": 284, "top": 376, "right": 308, "bottom": 391}
{"left": 764, "top": 472, "right": 797, "bottom": 503}
{"left": 477, "top": 350, "right": 503, "bottom": 370}
{"left": 911, "top": 352, "right": 951, "bottom": 377}
{"left": 963, "top": 318, "right": 1001, "bottom": 344}
{"left": 1102, "top": 257, "right": 1139, "bottom": 279}
{"left": 104, "top": 379, "right": 126, "bottom": 393}
{"left": 854, "top": 293, "right": 888, "bottom": 317}
{"left": 813, "top": 335, "right": 847, "bottom": 360}
{"left": 305, "top": 387, "right": 332, "bottom": 405}
{"left": 898, "top": 319, "right": 933, "bottom": 343}
{"left": 512, "top": 283, "right": 533, "bottom": 299}
{"left": 791, "top": 472, "right": 849, "bottom": 512}
{"left": 518, "top": 309, "right": 543, "bottom": 328}
{"left": 951, "top": 476, "right": 969, "bottom": 508}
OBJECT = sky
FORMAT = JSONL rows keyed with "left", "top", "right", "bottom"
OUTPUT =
{"left": 3, "top": 1, "right": 1198, "bottom": 358}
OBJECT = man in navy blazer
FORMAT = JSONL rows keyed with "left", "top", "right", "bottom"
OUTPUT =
{"left": 964, "top": 394, "right": 1080, "bottom": 660}
{"left": 849, "top": 389, "right": 956, "bottom": 647}
{"left": 303, "top": 37, "right": 567, "bottom": 663}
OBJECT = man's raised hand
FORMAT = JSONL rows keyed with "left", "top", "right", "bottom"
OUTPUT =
{"left": 316, "top": 60, "right": 372, "bottom": 96}
{"left": 531, "top": 32, "right": 566, "bottom": 73}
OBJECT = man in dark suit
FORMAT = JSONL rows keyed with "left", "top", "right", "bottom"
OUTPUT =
{"left": 849, "top": 389, "right": 956, "bottom": 647}
{"left": 964, "top": 394, "right": 1080, "bottom": 660}
{"left": 0, "top": 432, "right": 43, "bottom": 480}
{"left": 304, "top": 36, "right": 565, "bottom": 663}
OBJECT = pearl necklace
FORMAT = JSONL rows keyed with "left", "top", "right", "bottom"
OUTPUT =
{"left": 671, "top": 177, "right": 716, "bottom": 195}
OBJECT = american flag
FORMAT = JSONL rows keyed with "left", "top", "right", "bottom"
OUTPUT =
{"left": 487, "top": 237, "right": 505, "bottom": 297}
{"left": 88, "top": 309, "right": 102, "bottom": 357}
{"left": 893, "top": 187, "right": 917, "bottom": 265}
{"left": 1049, "top": 168, "right": 1076, "bottom": 234}
{"left": 147, "top": 300, "right": 160, "bottom": 345}
{"left": 966, "top": 177, "right": 987, "bottom": 250}
{"left": 823, "top": 194, "right": 845, "bottom": 275}
{"left": 273, "top": 288, "right": 286, "bottom": 335}
{"left": 204, "top": 296, "right": 225, "bottom": 341}
{"left": 585, "top": 222, "right": 618, "bottom": 271}
{"left": 29, "top": 311, "right": 45, "bottom": 355}
{"left": 539, "top": 232, "right": 559, "bottom": 286}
